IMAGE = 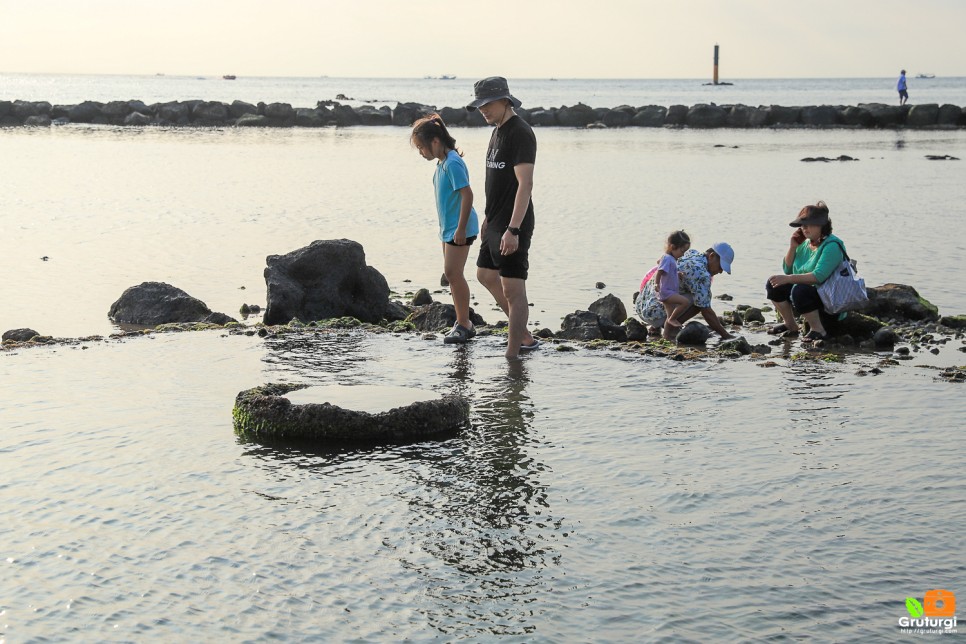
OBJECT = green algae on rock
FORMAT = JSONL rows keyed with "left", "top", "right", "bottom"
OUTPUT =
{"left": 233, "top": 383, "right": 470, "bottom": 444}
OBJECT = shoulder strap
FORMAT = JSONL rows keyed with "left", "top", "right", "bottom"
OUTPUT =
{"left": 821, "top": 238, "right": 849, "bottom": 263}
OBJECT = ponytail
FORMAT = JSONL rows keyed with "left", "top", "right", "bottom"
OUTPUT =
{"left": 410, "top": 113, "right": 462, "bottom": 156}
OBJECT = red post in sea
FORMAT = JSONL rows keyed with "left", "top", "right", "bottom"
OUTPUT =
{"left": 713, "top": 44, "right": 719, "bottom": 85}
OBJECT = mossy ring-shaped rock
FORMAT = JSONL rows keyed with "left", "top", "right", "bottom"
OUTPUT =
{"left": 233, "top": 383, "right": 469, "bottom": 443}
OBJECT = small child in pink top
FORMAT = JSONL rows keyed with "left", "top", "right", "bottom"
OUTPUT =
{"left": 655, "top": 230, "right": 691, "bottom": 339}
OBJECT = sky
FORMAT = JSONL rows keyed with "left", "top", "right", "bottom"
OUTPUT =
{"left": 0, "top": 0, "right": 963, "bottom": 79}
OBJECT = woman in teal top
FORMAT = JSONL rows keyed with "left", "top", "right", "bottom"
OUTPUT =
{"left": 765, "top": 201, "right": 846, "bottom": 342}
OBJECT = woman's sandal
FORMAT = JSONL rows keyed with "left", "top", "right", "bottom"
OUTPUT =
{"left": 802, "top": 330, "right": 828, "bottom": 343}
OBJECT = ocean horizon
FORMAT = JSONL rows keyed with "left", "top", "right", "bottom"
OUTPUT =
{"left": 4, "top": 72, "right": 966, "bottom": 110}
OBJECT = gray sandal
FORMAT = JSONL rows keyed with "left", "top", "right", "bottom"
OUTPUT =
{"left": 443, "top": 323, "right": 475, "bottom": 344}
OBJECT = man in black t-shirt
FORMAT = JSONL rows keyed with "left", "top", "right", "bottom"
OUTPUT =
{"left": 466, "top": 76, "right": 538, "bottom": 359}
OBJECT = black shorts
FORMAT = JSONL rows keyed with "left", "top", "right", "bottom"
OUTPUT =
{"left": 899, "top": 89, "right": 909, "bottom": 99}
{"left": 476, "top": 226, "right": 531, "bottom": 280}
{"left": 445, "top": 235, "right": 477, "bottom": 247}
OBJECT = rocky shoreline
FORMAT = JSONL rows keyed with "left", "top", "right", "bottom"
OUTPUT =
{"left": 3, "top": 98, "right": 966, "bottom": 130}
{"left": 4, "top": 284, "right": 965, "bottom": 383}
{"left": 4, "top": 240, "right": 964, "bottom": 383}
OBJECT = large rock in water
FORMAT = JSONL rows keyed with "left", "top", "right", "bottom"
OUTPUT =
{"left": 589, "top": 294, "right": 627, "bottom": 324}
{"left": 675, "top": 321, "right": 713, "bottom": 345}
{"left": 864, "top": 284, "right": 939, "bottom": 321}
{"left": 557, "top": 310, "right": 626, "bottom": 342}
{"left": 108, "top": 282, "right": 213, "bottom": 325}
{"left": 233, "top": 383, "right": 469, "bottom": 443}
{"left": 263, "top": 239, "right": 390, "bottom": 325}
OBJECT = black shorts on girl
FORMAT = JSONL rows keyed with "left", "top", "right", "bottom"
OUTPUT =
{"left": 445, "top": 235, "right": 477, "bottom": 247}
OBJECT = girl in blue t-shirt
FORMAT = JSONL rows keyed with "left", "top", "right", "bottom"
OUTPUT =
{"left": 411, "top": 114, "right": 480, "bottom": 344}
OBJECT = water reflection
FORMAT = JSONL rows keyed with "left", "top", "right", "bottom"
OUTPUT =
{"left": 259, "top": 330, "right": 371, "bottom": 383}
{"left": 779, "top": 359, "right": 852, "bottom": 472}
{"left": 391, "top": 358, "right": 562, "bottom": 636}
{"left": 239, "top": 337, "right": 562, "bottom": 637}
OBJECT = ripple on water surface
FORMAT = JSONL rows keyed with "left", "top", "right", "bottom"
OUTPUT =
{"left": 0, "top": 330, "right": 964, "bottom": 640}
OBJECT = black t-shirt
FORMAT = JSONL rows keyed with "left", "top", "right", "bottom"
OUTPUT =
{"left": 484, "top": 115, "right": 536, "bottom": 231}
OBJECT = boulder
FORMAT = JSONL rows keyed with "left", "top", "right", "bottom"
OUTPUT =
{"left": 873, "top": 327, "right": 899, "bottom": 348}
{"left": 726, "top": 104, "right": 754, "bottom": 127}
{"left": 864, "top": 284, "right": 939, "bottom": 321}
{"left": 437, "top": 106, "right": 467, "bottom": 126}
{"left": 602, "top": 106, "right": 635, "bottom": 128}
{"left": 67, "top": 101, "right": 104, "bottom": 123}
{"left": 192, "top": 101, "right": 230, "bottom": 124}
{"left": 465, "top": 110, "right": 487, "bottom": 127}
{"left": 392, "top": 102, "right": 435, "bottom": 127}
{"left": 862, "top": 103, "right": 904, "bottom": 127}
{"left": 411, "top": 288, "right": 433, "bottom": 306}
{"left": 718, "top": 336, "right": 752, "bottom": 355}
{"left": 801, "top": 105, "right": 841, "bottom": 126}
{"left": 686, "top": 104, "right": 727, "bottom": 128}
{"left": 557, "top": 310, "right": 626, "bottom": 342}
{"left": 232, "top": 383, "right": 469, "bottom": 443}
{"left": 101, "top": 100, "right": 134, "bottom": 122}
{"left": 937, "top": 104, "right": 962, "bottom": 126}
{"left": 527, "top": 108, "right": 557, "bottom": 126}
{"left": 906, "top": 103, "right": 940, "bottom": 127}
{"left": 742, "top": 307, "right": 766, "bottom": 323}
{"left": 230, "top": 100, "right": 258, "bottom": 118}
{"left": 747, "top": 106, "right": 770, "bottom": 127}
{"left": 157, "top": 101, "right": 190, "bottom": 124}
{"left": 665, "top": 104, "right": 688, "bottom": 126}
{"left": 557, "top": 310, "right": 604, "bottom": 341}
{"left": 765, "top": 105, "right": 801, "bottom": 126}
{"left": 599, "top": 318, "right": 627, "bottom": 342}
{"left": 331, "top": 104, "right": 361, "bottom": 126}
{"left": 408, "top": 302, "right": 485, "bottom": 332}
{"left": 675, "top": 321, "right": 713, "bottom": 345}
{"left": 556, "top": 103, "right": 596, "bottom": 128}
{"left": 13, "top": 100, "right": 50, "bottom": 118}
{"left": 355, "top": 105, "right": 391, "bottom": 126}
{"left": 108, "top": 282, "right": 213, "bottom": 325}
{"left": 262, "top": 239, "right": 391, "bottom": 325}
{"left": 623, "top": 317, "right": 649, "bottom": 342}
{"left": 2, "top": 328, "right": 40, "bottom": 343}
{"left": 939, "top": 314, "right": 966, "bottom": 329}
{"left": 0, "top": 100, "right": 10, "bottom": 118}
{"left": 841, "top": 106, "right": 874, "bottom": 127}
{"left": 294, "top": 108, "right": 328, "bottom": 127}
{"left": 830, "top": 312, "right": 884, "bottom": 340}
{"left": 263, "top": 102, "right": 295, "bottom": 122}
{"left": 631, "top": 105, "right": 667, "bottom": 127}
{"left": 589, "top": 294, "right": 627, "bottom": 324}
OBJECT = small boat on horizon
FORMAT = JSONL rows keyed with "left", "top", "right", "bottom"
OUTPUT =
{"left": 223, "top": 74, "right": 237, "bottom": 80}
{"left": 916, "top": 73, "right": 936, "bottom": 79}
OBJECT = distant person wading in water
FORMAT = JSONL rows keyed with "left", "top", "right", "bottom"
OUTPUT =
{"left": 466, "top": 76, "right": 539, "bottom": 359}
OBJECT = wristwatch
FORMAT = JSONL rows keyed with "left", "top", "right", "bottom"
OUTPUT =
{"left": 507, "top": 226, "right": 520, "bottom": 236}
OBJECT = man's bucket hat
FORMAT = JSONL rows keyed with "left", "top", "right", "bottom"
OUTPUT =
{"left": 466, "top": 76, "right": 522, "bottom": 111}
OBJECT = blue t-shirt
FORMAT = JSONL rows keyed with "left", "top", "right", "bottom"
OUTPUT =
{"left": 433, "top": 150, "right": 480, "bottom": 242}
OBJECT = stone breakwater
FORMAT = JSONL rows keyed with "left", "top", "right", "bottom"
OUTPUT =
{"left": 3, "top": 98, "right": 966, "bottom": 129}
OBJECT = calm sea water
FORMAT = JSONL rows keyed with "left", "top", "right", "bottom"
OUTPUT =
{"left": 2, "top": 78, "right": 965, "bottom": 641}
{"left": 3, "top": 73, "right": 966, "bottom": 109}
